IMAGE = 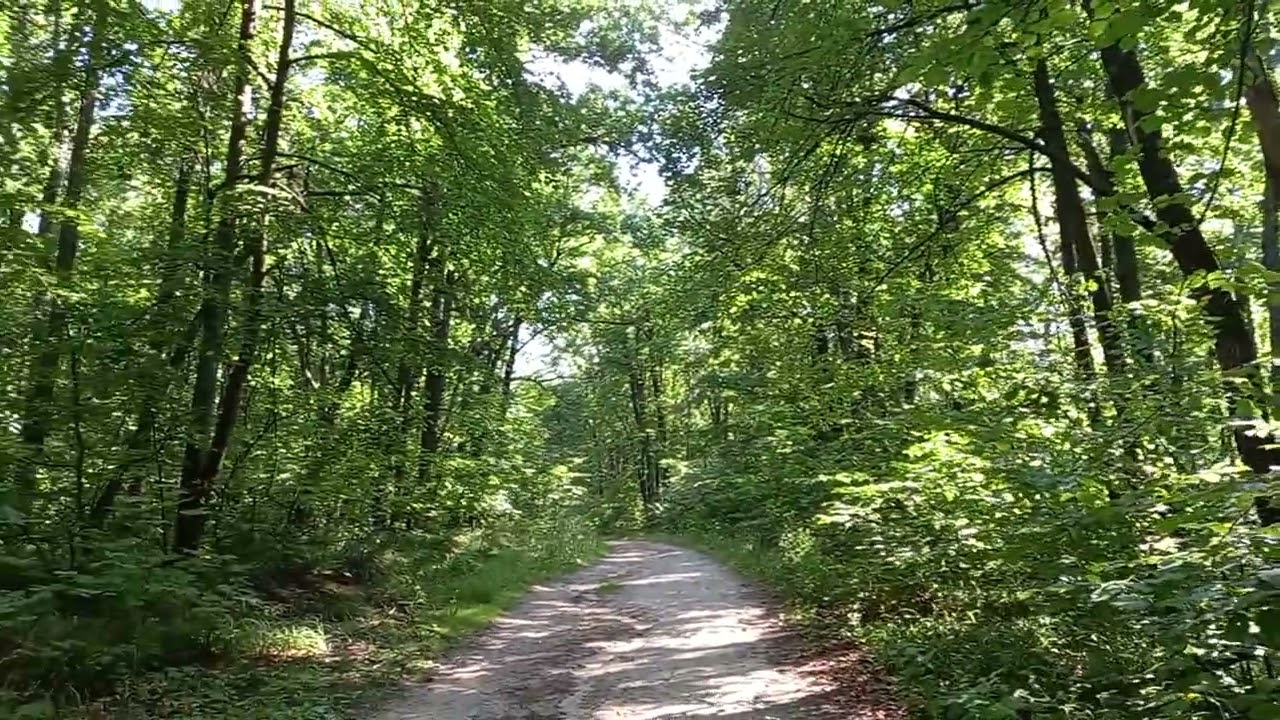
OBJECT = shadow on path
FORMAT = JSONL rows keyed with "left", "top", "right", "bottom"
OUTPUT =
{"left": 373, "top": 540, "right": 901, "bottom": 719}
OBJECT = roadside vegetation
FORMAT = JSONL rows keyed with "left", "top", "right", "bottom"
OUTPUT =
{"left": 5, "top": 0, "right": 1280, "bottom": 718}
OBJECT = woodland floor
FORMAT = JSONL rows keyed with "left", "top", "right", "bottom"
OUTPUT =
{"left": 370, "top": 540, "right": 901, "bottom": 719}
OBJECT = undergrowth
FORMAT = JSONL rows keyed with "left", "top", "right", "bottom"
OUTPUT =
{"left": 656, "top": 452, "right": 1280, "bottom": 720}
{"left": 658, "top": 529, "right": 1075, "bottom": 719}
{"left": 4, "top": 515, "right": 602, "bottom": 719}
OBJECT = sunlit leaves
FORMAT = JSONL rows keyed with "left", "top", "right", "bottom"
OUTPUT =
{"left": 568, "top": 0, "right": 1280, "bottom": 718}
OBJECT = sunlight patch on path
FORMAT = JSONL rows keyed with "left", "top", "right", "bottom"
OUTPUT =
{"left": 371, "top": 540, "right": 856, "bottom": 719}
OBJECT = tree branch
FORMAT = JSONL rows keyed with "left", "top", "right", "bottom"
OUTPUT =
{"left": 872, "top": 167, "right": 1037, "bottom": 289}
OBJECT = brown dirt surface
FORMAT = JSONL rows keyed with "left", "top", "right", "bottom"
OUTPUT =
{"left": 372, "top": 540, "right": 904, "bottom": 719}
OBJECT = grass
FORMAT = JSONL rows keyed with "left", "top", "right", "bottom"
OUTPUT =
{"left": 66, "top": 524, "right": 605, "bottom": 720}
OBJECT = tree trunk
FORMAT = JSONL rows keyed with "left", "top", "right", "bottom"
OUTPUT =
{"left": 88, "top": 159, "right": 198, "bottom": 525}
{"left": 1079, "top": 127, "right": 1144, "bottom": 306}
{"left": 627, "top": 324, "right": 660, "bottom": 513}
{"left": 174, "top": 0, "right": 257, "bottom": 551}
{"left": 903, "top": 304, "right": 922, "bottom": 403}
{"left": 1245, "top": 50, "right": 1280, "bottom": 392}
{"left": 1030, "top": 152, "right": 1099, "bottom": 424}
{"left": 1266, "top": 173, "right": 1280, "bottom": 393}
{"left": 416, "top": 268, "right": 454, "bottom": 485}
{"left": 2, "top": 1, "right": 34, "bottom": 232}
{"left": 176, "top": 0, "right": 295, "bottom": 552}
{"left": 289, "top": 303, "right": 366, "bottom": 529}
{"left": 1079, "top": 124, "right": 1155, "bottom": 364}
{"left": 1046, "top": 182, "right": 1097, "bottom": 386}
{"left": 649, "top": 352, "right": 667, "bottom": 493}
{"left": 90, "top": 313, "right": 201, "bottom": 525}
{"left": 0, "top": 2, "right": 32, "bottom": 171}
{"left": 372, "top": 185, "right": 438, "bottom": 527}
{"left": 1033, "top": 59, "right": 1125, "bottom": 376}
{"left": 1085, "top": 0, "right": 1280, "bottom": 523}
{"left": 833, "top": 287, "right": 857, "bottom": 359}
{"left": 156, "top": 158, "right": 194, "bottom": 309}
{"left": 500, "top": 316, "right": 522, "bottom": 408}
{"left": 394, "top": 188, "right": 438, "bottom": 409}
{"left": 13, "top": 5, "right": 103, "bottom": 513}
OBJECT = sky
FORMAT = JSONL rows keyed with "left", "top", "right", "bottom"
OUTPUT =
{"left": 137, "top": 0, "right": 717, "bottom": 381}
{"left": 514, "top": 1, "right": 717, "bottom": 379}
{"left": 526, "top": 1, "right": 716, "bottom": 207}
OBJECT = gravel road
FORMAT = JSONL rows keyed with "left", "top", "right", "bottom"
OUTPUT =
{"left": 372, "top": 540, "right": 898, "bottom": 719}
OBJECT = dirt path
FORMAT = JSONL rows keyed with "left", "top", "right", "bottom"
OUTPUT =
{"left": 372, "top": 540, "right": 898, "bottom": 719}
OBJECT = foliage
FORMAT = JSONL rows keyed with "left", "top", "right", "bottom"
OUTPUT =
{"left": 67, "top": 517, "right": 603, "bottom": 719}
{"left": 547, "top": 1, "right": 1280, "bottom": 718}
{"left": 0, "top": 0, "right": 643, "bottom": 713}
{"left": 10, "top": 0, "right": 1280, "bottom": 717}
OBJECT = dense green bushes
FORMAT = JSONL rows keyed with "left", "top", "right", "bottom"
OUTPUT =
{"left": 0, "top": 0, "right": 651, "bottom": 713}
{"left": 1, "top": 510, "right": 602, "bottom": 718}
{"left": 658, "top": 424, "right": 1280, "bottom": 719}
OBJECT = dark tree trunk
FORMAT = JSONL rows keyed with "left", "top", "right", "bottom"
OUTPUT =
{"left": 14, "top": 5, "right": 103, "bottom": 512}
{"left": 1033, "top": 59, "right": 1125, "bottom": 376}
{"left": 394, "top": 189, "right": 438, "bottom": 407}
{"left": 373, "top": 185, "right": 438, "bottom": 528}
{"left": 811, "top": 318, "right": 845, "bottom": 441}
{"left": 903, "top": 306, "right": 921, "bottom": 403}
{"left": 1245, "top": 50, "right": 1280, "bottom": 392}
{"left": 1030, "top": 149, "right": 1099, "bottom": 424}
{"left": 289, "top": 303, "right": 366, "bottom": 529}
{"left": 3, "top": 0, "right": 73, "bottom": 237}
{"left": 1049, "top": 188, "right": 1097, "bottom": 387}
{"left": 709, "top": 394, "right": 726, "bottom": 436}
{"left": 415, "top": 270, "right": 454, "bottom": 485}
{"left": 833, "top": 288, "right": 857, "bottom": 359}
{"left": 175, "top": 0, "right": 256, "bottom": 550}
{"left": 90, "top": 312, "right": 201, "bottom": 526}
{"left": 1079, "top": 127, "right": 1144, "bottom": 306}
{"left": 176, "top": 0, "right": 294, "bottom": 552}
{"left": 1, "top": 1, "right": 41, "bottom": 234}
{"left": 627, "top": 325, "right": 659, "bottom": 513}
{"left": 649, "top": 351, "right": 667, "bottom": 492}
{"left": 155, "top": 158, "right": 194, "bottom": 308}
{"left": 1265, "top": 173, "right": 1280, "bottom": 392}
{"left": 0, "top": 3, "right": 32, "bottom": 186}
{"left": 709, "top": 320, "right": 730, "bottom": 440}
{"left": 89, "top": 159, "right": 198, "bottom": 525}
{"left": 500, "top": 316, "right": 522, "bottom": 409}
{"left": 1085, "top": 0, "right": 1280, "bottom": 523}
{"left": 1103, "top": 129, "right": 1143, "bottom": 306}
{"left": 1079, "top": 125, "right": 1154, "bottom": 363}
{"left": 455, "top": 308, "right": 508, "bottom": 456}
{"left": 468, "top": 310, "right": 503, "bottom": 398}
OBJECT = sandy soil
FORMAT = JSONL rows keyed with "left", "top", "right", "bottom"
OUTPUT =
{"left": 371, "top": 540, "right": 900, "bottom": 719}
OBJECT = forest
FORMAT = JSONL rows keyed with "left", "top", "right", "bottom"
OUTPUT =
{"left": 3, "top": 0, "right": 1280, "bottom": 717}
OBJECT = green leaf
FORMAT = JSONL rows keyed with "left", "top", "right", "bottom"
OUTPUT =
{"left": 1236, "top": 397, "right": 1262, "bottom": 418}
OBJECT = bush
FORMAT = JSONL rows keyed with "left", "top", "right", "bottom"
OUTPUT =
{"left": 0, "top": 501, "right": 604, "bottom": 718}
{"left": 660, "top": 427, "right": 1280, "bottom": 719}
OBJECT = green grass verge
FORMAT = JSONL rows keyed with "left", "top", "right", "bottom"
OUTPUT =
{"left": 66, "top": 528, "right": 605, "bottom": 720}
